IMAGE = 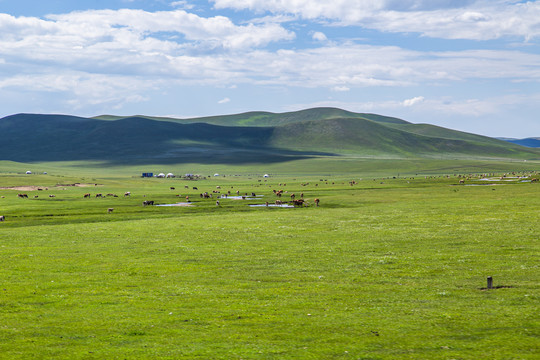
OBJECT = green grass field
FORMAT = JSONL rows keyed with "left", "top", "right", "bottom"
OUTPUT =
{"left": 0, "top": 159, "right": 539, "bottom": 359}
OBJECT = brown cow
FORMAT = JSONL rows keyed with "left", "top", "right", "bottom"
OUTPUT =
{"left": 314, "top": 198, "right": 320, "bottom": 206}
{"left": 292, "top": 199, "right": 304, "bottom": 207}
{"left": 84, "top": 193, "right": 91, "bottom": 198}
{"left": 107, "top": 208, "right": 114, "bottom": 214}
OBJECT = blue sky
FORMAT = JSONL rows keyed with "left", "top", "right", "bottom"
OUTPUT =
{"left": 0, "top": 0, "right": 539, "bottom": 137}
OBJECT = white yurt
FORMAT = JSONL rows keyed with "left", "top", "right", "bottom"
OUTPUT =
{"left": 157, "top": 173, "right": 166, "bottom": 178}
{"left": 26, "top": 171, "right": 32, "bottom": 175}
{"left": 166, "top": 173, "right": 175, "bottom": 178}
{"left": 263, "top": 174, "right": 269, "bottom": 178}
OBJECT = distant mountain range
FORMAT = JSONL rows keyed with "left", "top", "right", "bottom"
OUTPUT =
{"left": 497, "top": 137, "right": 540, "bottom": 148}
{"left": 1, "top": 108, "right": 539, "bottom": 164}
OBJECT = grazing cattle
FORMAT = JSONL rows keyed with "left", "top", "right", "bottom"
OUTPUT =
{"left": 290, "top": 193, "right": 295, "bottom": 200}
{"left": 49, "top": 194, "right": 55, "bottom": 198}
{"left": 275, "top": 200, "right": 283, "bottom": 205}
{"left": 95, "top": 193, "right": 103, "bottom": 198}
{"left": 0, "top": 215, "right": 4, "bottom": 221}
{"left": 17, "top": 193, "right": 28, "bottom": 198}
{"left": 124, "top": 192, "right": 131, "bottom": 197}
{"left": 170, "top": 187, "right": 175, "bottom": 190}
{"left": 107, "top": 208, "right": 114, "bottom": 214}
{"left": 459, "top": 179, "right": 465, "bottom": 184}
{"left": 193, "top": 187, "right": 198, "bottom": 190}
{"left": 184, "top": 185, "right": 189, "bottom": 189}
{"left": 34, "top": 195, "right": 39, "bottom": 198}
{"left": 216, "top": 200, "right": 220, "bottom": 206}
{"left": 143, "top": 200, "right": 154, "bottom": 206}
{"left": 292, "top": 199, "right": 304, "bottom": 207}
{"left": 84, "top": 193, "right": 91, "bottom": 198}
{"left": 216, "top": 186, "right": 221, "bottom": 189}
{"left": 265, "top": 202, "right": 269, "bottom": 207}
{"left": 314, "top": 198, "right": 320, "bottom": 206}
{"left": 531, "top": 178, "right": 539, "bottom": 182}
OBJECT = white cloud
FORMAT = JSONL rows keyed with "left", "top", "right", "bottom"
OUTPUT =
{"left": 170, "top": 1, "right": 195, "bottom": 10}
{"left": 211, "top": 0, "right": 540, "bottom": 41}
{"left": 312, "top": 31, "right": 327, "bottom": 42}
{"left": 5, "top": 9, "right": 295, "bottom": 53}
{"left": 332, "top": 86, "right": 350, "bottom": 92}
{"left": 0, "top": 8, "right": 539, "bottom": 113}
{"left": 402, "top": 96, "right": 424, "bottom": 107}
{"left": 218, "top": 97, "right": 231, "bottom": 104}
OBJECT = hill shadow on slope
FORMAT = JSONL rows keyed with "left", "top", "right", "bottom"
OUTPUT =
{"left": 0, "top": 114, "right": 338, "bottom": 165}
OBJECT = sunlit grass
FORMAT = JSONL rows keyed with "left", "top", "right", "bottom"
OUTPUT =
{"left": 0, "top": 163, "right": 538, "bottom": 359}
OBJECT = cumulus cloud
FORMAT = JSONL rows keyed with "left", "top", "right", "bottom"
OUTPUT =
{"left": 312, "top": 31, "right": 327, "bottom": 42}
{"left": 218, "top": 97, "right": 231, "bottom": 104}
{"left": 0, "top": 9, "right": 295, "bottom": 55}
{"left": 402, "top": 96, "right": 424, "bottom": 106}
{"left": 211, "top": 0, "right": 540, "bottom": 40}
{"left": 1, "top": 7, "right": 539, "bottom": 113}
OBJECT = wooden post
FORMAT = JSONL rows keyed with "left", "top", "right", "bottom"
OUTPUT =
{"left": 487, "top": 276, "right": 493, "bottom": 289}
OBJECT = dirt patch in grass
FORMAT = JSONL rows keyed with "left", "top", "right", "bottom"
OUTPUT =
{"left": 0, "top": 186, "right": 44, "bottom": 191}
{"left": 0, "top": 183, "right": 99, "bottom": 191}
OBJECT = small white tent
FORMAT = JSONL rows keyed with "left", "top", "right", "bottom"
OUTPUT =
{"left": 166, "top": 173, "right": 175, "bottom": 178}
{"left": 263, "top": 174, "right": 269, "bottom": 178}
{"left": 157, "top": 173, "right": 165, "bottom": 178}
{"left": 26, "top": 171, "right": 32, "bottom": 175}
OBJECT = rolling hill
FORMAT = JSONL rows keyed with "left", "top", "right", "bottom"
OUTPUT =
{"left": 1, "top": 108, "right": 539, "bottom": 164}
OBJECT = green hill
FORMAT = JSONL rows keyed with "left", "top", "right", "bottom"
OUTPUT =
{"left": 94, "top": 107, "right": 409, "bottom": 127}
{"left": 2, "top": 109, "right": 539, "bottom": 164}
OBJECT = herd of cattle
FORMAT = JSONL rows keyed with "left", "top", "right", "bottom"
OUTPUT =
{"left": 0, "top": 185, "right": 321, "bottom": 220}
{"left": 3, "top": 173, "right": 538, "bottom": 221}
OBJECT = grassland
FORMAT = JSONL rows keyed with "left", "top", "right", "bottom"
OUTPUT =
{"left": 0, "top": 159, "right": 539, "bottom": 359}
